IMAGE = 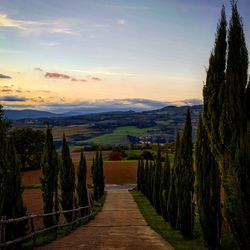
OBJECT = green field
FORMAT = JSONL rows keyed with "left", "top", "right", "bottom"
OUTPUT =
{"left": 84, "top": 126, "right": 154, "bottom": 145}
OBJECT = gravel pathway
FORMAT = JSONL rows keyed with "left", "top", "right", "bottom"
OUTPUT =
{"left": 37, "top": 189, "right": 174, "bottom": 250}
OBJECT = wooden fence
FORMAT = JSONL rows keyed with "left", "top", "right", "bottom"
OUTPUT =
{"left": 0, "top": 203, "right": 93, "bottom": 249}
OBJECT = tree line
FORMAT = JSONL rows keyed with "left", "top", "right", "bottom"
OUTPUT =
{"left": 0, "top": 110, "right": 105, "bottom": 242}
{"left": 137, "top": 2, "right": 250, "bottom": 249}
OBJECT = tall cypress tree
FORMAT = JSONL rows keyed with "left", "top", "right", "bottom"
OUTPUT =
{"left": 144, "top": 160, "right": 149, "bottom": 197}
{"left": 140, "top": 159, "right": 145, "bottom": 194}
{"left": 160, "top": 152, "right": 171, "bottom": 222}
{"left": 77, "top": 150, "right": 88, "bottom": 215}
{"left": 40, "top": 127, "right": 58, "bottom": 227}
{"left": 60, "top": 134, "right": 75, "bottom": 222}
{"left": 195, "top": 113, "right": 221, "bottom": 249}
{"left": 203, "top": 2, "right": 250, "bottom": 248}
{"left": 203, "top": 5, "right": 227, "bottom": 158}
{"left": 167, "top": 132, "right": 180, "bottom": 229}
{"left": 99, "top": 151, "right": 105, "bottom": 197}
{"left": 137, "top": 159, "right": 141, "bottom": 191}
{"left": 153, "top": 146, "right": 162, "bottom": 213}
{"left": 0, "top": 106, "right": 26, "bottom": 242}
{"left": 177, "top": 109, "right": 194, "bottom": 236}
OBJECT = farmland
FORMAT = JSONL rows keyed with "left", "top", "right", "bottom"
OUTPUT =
{"left": 13, "top": 105, "right": 202, "bottom": 147}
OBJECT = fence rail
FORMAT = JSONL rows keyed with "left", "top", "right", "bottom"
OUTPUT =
{"left": 0, "top": 204, "right": 93, "bottom": 249}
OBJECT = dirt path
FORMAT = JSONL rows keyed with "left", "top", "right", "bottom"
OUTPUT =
{"left": 37, "top": 189, "right": 174, "bottom": 250}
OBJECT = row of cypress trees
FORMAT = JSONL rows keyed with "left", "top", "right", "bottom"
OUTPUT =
{"left": 0, "top": 106, "right": 27, "bottom": 242}
{"left": 137, "top": 109, "right": 194, "bottom": 237}
{"left": 41, "top": 128, "right": 89, "bottom": 226}
{"left": 92, "top": 151, "right": 105, "bottom": 201}
{"left": 201, "top": 2, "right": 249, "bottom": 249}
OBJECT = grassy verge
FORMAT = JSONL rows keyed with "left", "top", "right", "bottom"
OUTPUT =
{"left": 23, "top": 184, "right": 42, "bottom": 189}
{"left": 21, "top": 193, "right": 106, "bottom": 249}
{"left": 131, "top": 190, "right": 238, "bottom": 250}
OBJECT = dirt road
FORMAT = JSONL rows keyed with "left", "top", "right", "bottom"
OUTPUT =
{"left": 37, "top": 189, "right": 174, "bottom": 250}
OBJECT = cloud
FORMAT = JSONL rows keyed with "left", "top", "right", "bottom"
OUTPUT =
{"left": 116, "top": 19, "right": 127, "bottom": 25}
{"left": 34, "top": 67, "right": 43, "bottom": 72}
{"left": 0, "top": 73, "right": 11, "bottom": 79}
{"left": 0, "top": 13, "right": 74, "bottom": 35}
{"left": 71, "top": 77, "right": 87, "bottom": 82}
{"left": 175, "top": 98, "right": 203, "bottom": 106}
{"left": 45, "top": 72, "right": 70, "bottom": 79}
{"left": 91, "top": 77, "right": 102, "bottom": 81}
{"left": 1, "top": 88, "right": 12, "bottom": 93}
{"left": 0, "top": 95, "right": 28, "bottom": 102}
{"left": 44, "top": 71, "right": 100, "bottom": 82}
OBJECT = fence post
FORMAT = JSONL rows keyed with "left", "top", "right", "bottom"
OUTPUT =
{"left": 0, "top": 216, "right": 6, "bottom": 249}
{"left": 30, "top": 214, "right": 36, "bottom": 247}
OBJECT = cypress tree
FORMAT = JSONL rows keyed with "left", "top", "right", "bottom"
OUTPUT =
{"left": 153, "top": 146, "right": 162, "bottom": 213}
{"left": 0, "top": 107, "right": 26, "bottom": 242}
{"left": 167, "top": 132, "right": 180, "bottom": 229}
{"left": 60, "top": 134, "right": 75, "bottom": 222}
{"left": 203, "top": 2, "right": 250, "bottom": 248}
{"left": 144, "top": 160, "right": 149, "bottom": 197}
{"left": 176, "top": 109, "right": 194, "bottom": 236}
{"left": 92, "top": 155, "right": 99, "bottom": 201}
{"left": 203, "top": 5, "right": 227, "bottom": 158}
{"left": 195, "top": 113, "right": 221, "bottom": 249}
{"left": 99, "top": 151, "right": 105, "bottom": 197}
{"left": 140, "top": 159, "right": 145, "bottom": 194}
{"left": 40, "top": 127, "right": 59, "bottom": 227}
{"left": 137, "top": 159, "right": 141, "bottom": 191}
{"left": 77, "top": 150, "right": 88, "bottom": 216}
{"left": 149, "top": 161, "right": 154, "bottom": 203}
{"left": 160, "top": 152, "right": 171, "bottom": 222}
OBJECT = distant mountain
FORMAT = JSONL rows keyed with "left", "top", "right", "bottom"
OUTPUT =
{"left": 4, "top": 109, "right": 62, "bottom": 120}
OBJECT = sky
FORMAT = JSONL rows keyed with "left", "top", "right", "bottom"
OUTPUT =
{"left": 0, "top": 0, "right": 250, "bottom": 113}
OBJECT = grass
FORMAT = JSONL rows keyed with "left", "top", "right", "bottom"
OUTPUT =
{"left": 84, "top": 126, "right": 154, "bottom": 145}
{"left": 131, "top": 190, "right": 239, "bottom": 250}
{"left": 21, "top": 193, "right": 106, "bottom": 249}
{"left": 23, "top": 184, "right": 41, "bottom": 189}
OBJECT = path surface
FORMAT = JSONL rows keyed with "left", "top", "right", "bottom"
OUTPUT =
{"left": 37, "top": 189, "right": 174, "bottom": 250}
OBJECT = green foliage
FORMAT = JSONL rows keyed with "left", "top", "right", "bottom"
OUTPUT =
{"left": 203, "top": 2, "right": 250, "bottom": 248}
{"left": 153, "top": 146, "right": 162, "bottom": 213}
{"left": 60, "top": 133, "right": 75, "bottom": 222}
{"left": 92, "top": 151, "right": 105, "bottom": 201}
{"left": 131, "top": 190, "right": 238, "bottom": 250}
{"left": 160, "top": 152, "right": 170, "bottom": 222}
{"left": 40, "top": 127, "right": 59, "bottom": 227}
{"left": 167, "top": 132, "right": 180, "bottom": 229}
{"left": 10, "top": 128, "right": 45, "bottom": 170}
{"left": 176, "top": 109, "right": 194, "bottom": 236}
{"left": 0, "top": 106, "right": 27, "bottom": 242}
{"left": 77, "top": 150, "right": 88, "bottom": 216}
{"left": 203, "top": 5, "right": 227, "bottom": 158}
{"left": 195, "top": 113, "right": 221, "bottom": 249}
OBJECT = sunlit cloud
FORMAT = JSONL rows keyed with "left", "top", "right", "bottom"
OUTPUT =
{"left": 0, "top": 12, "right": 74, "bottom": 35}
{"left": 34, "top": 67, "right": 43, "bottom": 72}
{"left": 1, "top": 88, "right": 12, "bottom": 93}
{"left": 0, "top": 73, "right": 11, "bottom": 79}
{"left": 45, "top": 72, "right": 70, "bottom": 79}
{"left": 0, "top": 95, "right": 28, "bottom": 102}
{"left": 116, "top": 19, "right": 127, "bottom": 25}
{"left": 71, "top": 77, "right": 87, "bottom": 82}
{"left": 91, "top": 77, "right": 102, "bottom": 81}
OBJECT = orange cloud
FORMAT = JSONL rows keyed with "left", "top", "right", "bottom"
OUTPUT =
{"left": 92, "top": 77, "right": 102, "bottom": 81}
{"left": 1, "top": 87, "right": 12, "bottom": 93}
{"left": 71, "top": 77, "right": 87, "bottom": 82}
{"left": 45, "top": 72, "right": 70, "bottom": 79}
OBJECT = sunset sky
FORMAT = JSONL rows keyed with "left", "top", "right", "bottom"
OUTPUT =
{"left": 0, "top": 0, "right": 250, "bottom": 113}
